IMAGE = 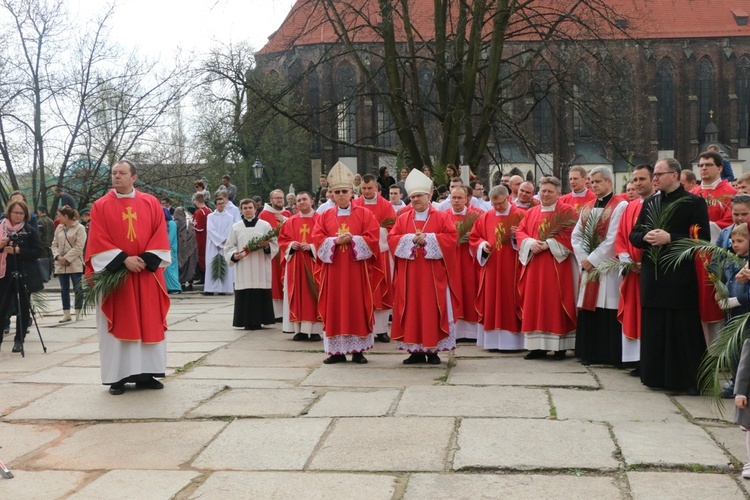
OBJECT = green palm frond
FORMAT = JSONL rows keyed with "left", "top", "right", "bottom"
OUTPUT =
{"left": 663, "top": 239, "right": 745, "bottom": 301}
{"left": 636, "top": 196, "right": 690, "bottom": 278}
{"left": 211, "top": 253, "right": 228, "bottom": 282}
{"left": 538, "top": 209, "right": 578, "bottom": 242}
{"left": 304, "top": 261, "right": 319, "bottom": 300}
{"left": 698, "top": 312, "right": 750, "bottom": 415}
{"left": 579, "top": 208, "right": 610, "bottom": 254}
{"left": 81, "top": 267, "right": 130, "bottom": 314}
{"left": 584, "top": 258, "right": 638, "bottom": 285}
{"left": 30, "top": 292, "right": 50, "bottom": 315}
{"left": 245, "top": 223, "right": 282, "bottom": 253}
{"left": 456, "top": 212, "right": 480, "bottom": 244}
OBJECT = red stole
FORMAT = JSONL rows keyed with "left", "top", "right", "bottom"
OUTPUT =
{"left": 352, "top": 196, "right": 396, "bottom": 310}
{"left": 448, "top": 206, "right": 483, "bottom": 322}
{"left": 278, "top": 212, "right": 320, "bottom": 323}
{"left": 615, "top": 199, "right": 644, "bottom": 340}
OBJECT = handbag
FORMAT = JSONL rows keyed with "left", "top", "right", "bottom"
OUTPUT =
{"left": 37, "top": 257, "right": 52, "bottom": 283}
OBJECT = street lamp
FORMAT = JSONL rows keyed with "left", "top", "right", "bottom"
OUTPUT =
{"left": 252, "top": 156, "right": 264, "bottom": 186}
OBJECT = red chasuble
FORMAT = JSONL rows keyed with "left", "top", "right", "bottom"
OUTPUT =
{"left": 352, "top": 195, "right": 396, "bottom": 310}
{"left": 615, "top": 199, "right": 644, "bottom": 340}
{"left": 447, "top": 206, "right": 483, "bottom": 322}
{"left": 388, "top": 207, "right": 459, "bottom": 349}
{"left": 559, "top": 189, "right": 596, "bottom": 215}
{"left": 85, "top": 189, "right": 170, "bottom": 343}
{"left": 192, "top": 206, "right": 212, "bottom": 271}
{"left": 312, "top": 206, "right": 380, "bottom": 337}
{"left": 278, "top": 212, "right": 321, "bottom": 324}
{"left": 469, "top": 206, "right": 525, "bottom": 333}
{"left": 516, "top": 203, "right": 577, "bottom": 336}
{"left": 259, "top": 208, "right": 292, "bottom": 301}
{"left": 691, "top": 181, "right": 737, "bottom": 323}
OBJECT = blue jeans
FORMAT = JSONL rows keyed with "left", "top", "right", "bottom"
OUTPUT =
{"left": 59, "top": 273, "right": 83, "bottom": 311}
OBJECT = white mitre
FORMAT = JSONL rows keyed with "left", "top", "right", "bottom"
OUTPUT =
{"left": 404, "top": 168, "right": 433, "bottom": 196}
{"left": 327, "top": 161, "right": 355, "bottom": 190}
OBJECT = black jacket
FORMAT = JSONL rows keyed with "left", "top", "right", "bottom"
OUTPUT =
{"left": 2, "top": 223, "right": 43, "bottom": 292}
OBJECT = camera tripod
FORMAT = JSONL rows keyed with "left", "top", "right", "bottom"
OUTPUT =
{"left": 0, "top": 249, "right": 47, "bottom": 357}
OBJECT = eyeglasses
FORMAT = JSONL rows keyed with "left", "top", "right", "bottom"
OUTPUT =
{"left": 10, "top": 211, "right": 25, "bottom": 215}
{"left": 698, "top": 163, "right": 716, "bottom": 168}
{"left": 652, "top": 171, "right": 676, "bottom": 178}
{"left": 332, "top": 189, "right": 350, "bottom": 195}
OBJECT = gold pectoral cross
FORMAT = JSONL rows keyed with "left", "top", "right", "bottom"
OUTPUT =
{"left": 123, "top": 206, "right": 137, "bottom": 242}
{"left": 300, "top": 223, "right": 310, "bottom": 243}
{"left": 337, "top": 223, "right": 350, "bottom": 252}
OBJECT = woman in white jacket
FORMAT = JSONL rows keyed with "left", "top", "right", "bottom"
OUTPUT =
{"left": 51, "top": 205, "right": 87, "bottom": 322}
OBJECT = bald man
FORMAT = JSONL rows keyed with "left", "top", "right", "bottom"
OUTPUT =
{"left": 508, "top": 175, "right": 523, "bottom": 202}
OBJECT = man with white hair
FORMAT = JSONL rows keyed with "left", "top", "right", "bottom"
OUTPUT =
{"left": 389, "top": 169, "right": 459, "bottom": 365}
{"left": 571, "top": 166, "right": 629, "bottom": 366}
{"left": 312, "top": 162, "right": 381, "bottom": 364}
{"left": 259, "top": 189, "right": 291, "bottom": 320}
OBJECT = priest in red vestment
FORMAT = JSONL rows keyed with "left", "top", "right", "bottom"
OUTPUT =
{"left": 691, "top": 150, "right": 738, "bottom": 345}
{"left": 615, "top": 165, "right": 654, "bottom": 372}
{"left": 85, "top": 160, "right": 171, "bottom": 395}
{"left": 559, "top": 166, "right": 596, "bottom": 214}
{"left": 445, "top": 185, "right": 483, "bottom": 341}
{"left": 469, "top": 185, "right": 525, "bottom": 351}
{"left": 259, "top": 189, "right": 291, "bottom": 320}
{"left": 389, "top": 169, "right": 459, "bottom": 365}
{"left": 278, "top": 191, "right": 323, "bottom": 341}
{"left": 192, "top": 193, "right": 212, "bottom": 282}
{"left": 312, "top": 162, "right": 381, "bottom": 364}
{"left": 517, "top": 176, "right": 578, "bottom": 360}
{"left": 353, "top": 174, "right": 396, "bottom": 343}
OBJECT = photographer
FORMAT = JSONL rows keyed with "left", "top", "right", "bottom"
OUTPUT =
{"left": 0, "top": 200, "right": 43, "bottom": 352}
{"left": 51, "top": 205, "right": 86, "bottom": 322}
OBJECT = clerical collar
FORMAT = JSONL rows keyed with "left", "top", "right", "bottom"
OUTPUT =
{"left": 495, "top": 205, "right": 511, "bottom": 216}
{"left": 114, "top": 189, "right": 136, "bottom": 199}
{"left": 452, "top": 207, "right": 467, "bottom": 215}
{"left": 337, "top": 205, "right": 352, "bottom": 215}
{"left": 663, "top": 185, "right": 685, "bottom": 200}
{"left": 264, "top": 203, "right": 285, "bottom": 214}
{"left": 571, "top": 189, "right": 589, "bottom": 197}
{"left": 299, "top": 210, "right": 314, "bottom": 218}
{"left": 242, "top": 217, "right": 259, "bottom": 227}
{"left": 414, "top": 208, "right": 430, "bottom": 221}
{"left": 363, "top": 196, "right": 378, "bottom": 205}
{"left": 701, "top": 177, "right": 721, "bottom": 190}
{"left": 595, "top": 192, "right": 613, "bottom": 208}
{"left": 541, "top": 202, "right": 557, "bottom": 212}
{"left": 515, "top": 200, "right": 531, "bottom": 208}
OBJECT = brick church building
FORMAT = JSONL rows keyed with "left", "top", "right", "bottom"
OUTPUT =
{"left": 257, "top": 1, "right": 750, "bottom": 191}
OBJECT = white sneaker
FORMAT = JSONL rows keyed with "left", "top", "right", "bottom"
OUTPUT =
{"left": 742, "top": 463, "right": 750, "bottom": 479}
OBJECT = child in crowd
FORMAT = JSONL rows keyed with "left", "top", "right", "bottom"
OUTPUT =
{"left": 721, "top": 223, "right": 750, "bottom": 399}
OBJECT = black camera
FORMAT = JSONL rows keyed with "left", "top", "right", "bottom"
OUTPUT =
{"left": 8, "top": 231, "right": 19, "bottom": 241}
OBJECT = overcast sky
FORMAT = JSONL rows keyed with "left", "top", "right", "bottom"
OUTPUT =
{"left": 71, "top": 0, "right": 294, "bottom": 61}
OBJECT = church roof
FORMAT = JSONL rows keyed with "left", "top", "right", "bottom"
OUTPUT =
{"left": 259, "top": 0, "right": 750, "bottom": 56}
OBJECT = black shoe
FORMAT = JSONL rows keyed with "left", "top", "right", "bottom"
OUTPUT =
{"left": 11, "top": 341, "right": 22, "bottom": 353}
{"left": 488, "top": 349, "right": 502, "bottom": 353}
{"left": 135, "top": 377, "right": 164, "bottom": 390}
{"left": 275, "top": 317, "right": 283, "bottom": 323}
{"left": 202, "top": 292, "right": 214, "bottom": 296}
{"left": 427, "top": 353, "right": 441, "bottom": 365}
{"left": 524, "top": 350, "right": 546, "bottom": 360}
{"left": 186, "top": 284, "right": 194, "bottom": 291}
{"left": 109, "top": 383, "right": 125, "bottom": 395}
{"left": 376, "top": 333, "right": 390, "bottom": 343}
{"left": 292, "top": 333, "right": 309, "bottom": 341}
{"left": 553, "top": 350, "right": 566, "bottom": 360}
{"left": 323, "top": 354, "right": 347, "bottom": 364}
{"left": 629, "top": 368, "right": 641, "bottom": 377}
{"left": 456, "top": 338, "right": 476, "bottom": 344}
{"left": 686, "top": 386, "right": 700, "bottom": 396}
{"left": 351, "top": 352, "right": 368, "bottom": 364}
{"left": 309, "top": 334, "right": 322, "bottom": 342}
{"left": 580, "top": 359, "right": 591, "bottom": 366}
{"left": 403, "top": 353, "right": 427, "bottom": 365}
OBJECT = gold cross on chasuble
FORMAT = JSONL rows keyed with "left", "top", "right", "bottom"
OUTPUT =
{"left": 337, "top": 222, "right": 350, "bottom": 252}
{"left": 123, "top": 206, "right": 138, "bottom": 242}
{"left": 299, "top": 223, "right": 311, "bottom": 243}
{"left": 494, "top": 223, "right": 506, "bottom": 249}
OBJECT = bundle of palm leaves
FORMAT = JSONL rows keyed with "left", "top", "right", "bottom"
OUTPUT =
{"left": 244, "top": 223, "right": 282, "bottom": 253}
{"left": 663, "top": 238, "right": 745, "bottom": 301}
{"left": 211, "top": 253, "right": 228, "bottom": 283}
{"left": 584, "top": 258, "right": 639, "bottom": 284}
{"left": 537, "top": 209, "right": 577, "bottom": 242}
{"left": 456, "top": 212, "right": 481, "bottom": 244}
{"left": 699, "top": 313, "right": 749, "bottom": 415}
{"left": 81, "top": 267, "right": 129, "bottom": 314}
{"left": 635, "top": 195, "right": 689, "bottom": 278}
{"left": 578, "top": 208, "right": 611, "bottom": 254}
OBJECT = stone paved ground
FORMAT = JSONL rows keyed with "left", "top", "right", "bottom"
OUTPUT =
{"left": 1, "top": 292, "right": 749, "bottom": 499}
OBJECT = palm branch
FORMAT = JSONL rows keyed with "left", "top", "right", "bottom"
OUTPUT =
{"left": 698, "top": 312, "right": 750, "bottom": 416}
{"left": 303, "top": 261, "right": 319, "bottom": 300}
{"left": 211, "top": 253, "right": 228, "bottom": 283}
{"left": 579, "top": 207, "right": 610, "bottom": 254}
{"left": 30, "top": 292, "right": 50, "bottom": 316}
{"left": 380, "top": 217, "right": 396, "bottom": 228}
{"left": 245, "top": 223, "right": 282, "bottom": 253}
{"left": 456, "top": 212, "right": 480, "bottom": 244}
{"left": 663, "top": 238, "right": 745, "bottom": 301}
{"left": 81, "top": 267, "right": 130, "bottom": 314}
{"left": 584, "top": 258, "right": 638, "bottom": 285}
{"left": 538, "top": 209, "right": 578, "bottom": 242}
{"left": 636, "top": 195, "right": 690, "bottom": 278}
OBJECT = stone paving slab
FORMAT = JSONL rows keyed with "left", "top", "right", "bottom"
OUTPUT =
{"left": 0, "top": 470, "right": 90, "bottom": 500}
{"left": 403, "top": 473, "right": 622, "bottom": 499}
{"left": 203, "top": 348, "right": 326, "bottom": 368}
{"left": 166, "top": 329, "right": 245, "bottom": 341}
{"left": 301, "top": 366, "right": 443, "bottom": 388}
{"left": 0, "top": 383, "right": 60, "bottom": 416}
{"left": 52, "top": 343, "right": 99, "bottom": 355}
{"left": 627, "top": 471, "right": 745, "bottom": 499}
{"left": 68, "top": 470, "right": 201, "bottom": 500}
{"left": 188, "top": 388, "right": 319, "bottom": 418}
{"left": 4, "top": 382, "right": 224, "bottom": 421}
{"left": 0, "top": 422, "right": 64, "bottom": 463}
{"left": 448, "top": 358, "right": 598, "bottom": 387}
{"left": 551, "top": 389, "right": 686, "bottom": 422}
{"left": 187, "top": 471, "right": 398, "bottom": 499}
{"left": 453, "top": 418, "right": 619, "bottom": 470}
{"left": 674, "top": 395, "right": 734, "bottom": 422}
{"left": 305, "top": 389, "right": 400, "bottom": 417}
{"left": 27, "top": 421, "right": 226, "bottom": 470}
{"left": 60, "top": 352, "right": 205, "bottom": 369}
{"left": 16, "top": 366, "right": 102, "bottom": 385}
{"left": 589, "top": 367, "right": 654, "bottom": 392}
{"left": 453, "top": 357, "right": 590, "bottom": 374}
{"left": 614, "top": 421, "right": 731, "bottom": 467}
{"left": 396, "top": 386, "right": 549, "bottom": 418}
{"left": 705, "top": 425, "right": 746, "bottom": 464}
{"left": 166, "top": 342, "right": 229, "bottom": 353}
{"left": 230, "top": 334, "right": 327, "bottom": 352}
{"left": 0, "top": 353, "right": 79, "bottom": 373}
{"left": 309, "top": 417, "right": 454, "bottom": 471}
{"left": 192, "top": 418, "right": 331, "bottom": 470}
{"left": 180, "top": 366, "right": 311, "bottom": 382}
